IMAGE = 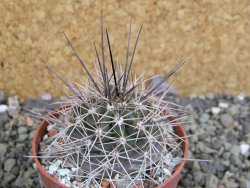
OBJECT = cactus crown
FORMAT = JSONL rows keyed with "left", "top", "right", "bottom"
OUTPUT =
{"left": 38, "top": 16, "right": 187, "bottom": 188}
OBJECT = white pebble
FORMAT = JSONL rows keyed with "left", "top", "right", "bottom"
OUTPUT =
{"left": 219, "top": 102, "right": 229, "bottom": 108}
{"left": 57, "top": 168, "right": 70, "bottom": 176}
{"left": 114, "top": 173, "right": 120, "bottom": 180}
{"left": 47, "top": 124, "right": 54, "bottom": 131}
{"left": 71, "top": 167, "right": 77, "bottom": 172}
{"left": 66, "top": 177, "right": 72, "bottom": 185}
{"left": 164, "top": 153, "right": 173, "bottom": 166}
{"left": 158, "top": 176, "right": 164, "bottom": 183}
{"left": 40, "top": 92, "right": 52, "bottom": 101}
{"left": 48, "top": 160, "right": 62, "bottom": 174}
{"left": 48, "top": 165, "right": 58, "bottom": 174}
{"left": 240, "top": 144, "right": 250, "bottom": 155}
{"left": 211, "top": 107, "right": 220, "bottom": 115}
{"left": 163, "top": 168, "right": 171, "bottom": 176}
{"left": 7, "top": 96, "right": 21, "bottom": 117}
{"left": 0, "top": 105, "right": 8, "bottom": 113}
{"left": 66, "top": 175, "right": 71, "bottom": 181}
{"left": 171, "top": 157, "right": 182, "bottom": 167}
{"left": 237, "top": 93, "right": 245, "bottom": 101}
{"left": 43, "top": 134, "right": 48, "bottom": 141}
{"left": 54, "top": 160, "right": 62, "bottom": 165}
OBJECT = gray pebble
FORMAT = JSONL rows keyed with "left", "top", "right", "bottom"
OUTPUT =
{"left": 229, "top": 154, "right": 241, "bottom": 166}
{"left": 200, "top": 113, "right": 210, "bottom": 123}
{"left": 206, "top": 93, "right": 214, "bottom": 99}
{"left": 211, "top": 138, "right": 223, "bottom": 150}
{"left": 222, "top": 171, "right": 234, "bottom": 182}
{"left": 192, "top": 161, "right": 201, "bottom": 171}
{"left": 18, "top": 133, "right": 28, "bottom": 142}
{"left": 226, "top": 131, "right": 238, "bottom": 144}
{"left": 17, "top": 116, "right": 26, "bottom": 127}
{"left": 230, "top": 145, "right": 240, "bottom": 157}
{"left": 14, "top": 170, "right": 25, "bottom": 187}
{"left": 206, "top": 174, "right": 218, "bottom": 188}
{"left": 4, "top": 158, "right": 16, "bottom": 172}
{"left": 0, "top": 169, "right": 3, "bottom": 179}
{"left": 10, "top": 130, "right": 17, "bottom": 136}
{"left": 242, "top": 122, "right": 250, "bottom": 134}
{"left": 198, "top": 94, "right": 206, "bottom": 100}
{"left": 0, "top": 143, "right": 7, "bottom": 160}
{"left": 220, "top": 114, "right": 234, "bottom": 127}
{"left": 17, "top": 126, "right": 28, "bottom": 134}
{"left": 197, "top": 142, "right": 216, "bottom": 154}
{"left": 3, "top": 172, "right": 16, "bottom": 183}
{"left": 193, "top": 170, "right": 204, "bottom": 185}
{"left": 0, "top": 112, "right": 10, "bottom": 127}
{"left": 246, "top": 133, "right": 250, "bottom": 143}
{"left": 180, "top": 178, "right": 192, "bottom": 187}
{"left": 222, "top": 160, "right": 230, "bottom": 167}
{"left": 225, "top": 179, "right": 239, "bottom": 188}
{"left": 228, "top": 105, "right": 239, "bottom": 116}
{"left": 24, "top": 167, "right": 36, "bottom": 178}
{"left": 224, "top": 142, "right": 231, "bottom": 151}
{"left": 11, "top": 166, "right": 19, "bottom": 175}
{"left": 215, "top": 161, "right": 226, "bottom": 176}
{"left": 16, "top": 143, "right": 25, "bottom": 148}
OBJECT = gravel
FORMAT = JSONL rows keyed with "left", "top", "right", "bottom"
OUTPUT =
{"left": 174, "top": 94, "right": 250, "bottom": 188}
{"left": 0, "top": 91, "right": 249, "bottom": 188}
{"left": 0, "top": 93, "right": 41, "bottom": 188}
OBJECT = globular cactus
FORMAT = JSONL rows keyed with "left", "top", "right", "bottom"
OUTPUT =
{"left": 38, "top": 16, "right": 187, "bottom": 188}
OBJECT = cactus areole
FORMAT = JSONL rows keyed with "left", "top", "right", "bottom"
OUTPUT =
{"left": 32, "top": 16, "right": 189, "bottom": 188}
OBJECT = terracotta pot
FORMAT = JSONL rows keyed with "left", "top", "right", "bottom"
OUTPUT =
{"left": 32, "top": 109, "right": 188, "bottom": 188}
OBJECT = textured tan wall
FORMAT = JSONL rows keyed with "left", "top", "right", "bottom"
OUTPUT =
{"left": 0, "top": 0, "right": 250, "bottom": 98}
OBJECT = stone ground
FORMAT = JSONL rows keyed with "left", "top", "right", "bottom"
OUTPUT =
{"left": 0, "top": 91, "right": 249, "bottom": 188}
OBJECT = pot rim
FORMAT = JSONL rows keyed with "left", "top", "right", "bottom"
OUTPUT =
{"left": 32, "top": 107, "right": 189, "bottom": 188}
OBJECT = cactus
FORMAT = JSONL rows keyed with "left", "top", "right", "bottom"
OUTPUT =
{"left": 38, "top": 16, "right": 188, "bottom": 188}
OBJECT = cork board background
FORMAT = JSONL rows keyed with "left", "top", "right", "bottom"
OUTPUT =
{"left": 0, "top": 0, "right": 250, "bottom": 98}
